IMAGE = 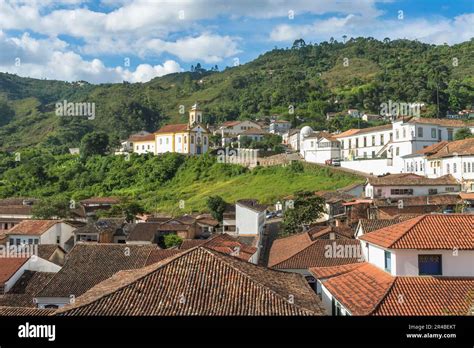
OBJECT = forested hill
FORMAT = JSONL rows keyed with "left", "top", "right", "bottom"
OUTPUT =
{"left": 0, "top": 37, "right": 473, "bottom": 151}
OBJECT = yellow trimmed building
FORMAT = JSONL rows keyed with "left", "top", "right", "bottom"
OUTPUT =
{"left": 129, "top": 103, "right": 210, "bottom": 155}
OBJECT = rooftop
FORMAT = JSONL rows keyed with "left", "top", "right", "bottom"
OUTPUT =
{"left": 155, "top": 123, "right": 189, "bottom": 134}
{"left": 0, "top": 258, "right": 28, "bottom": 284}
{"left": 358, "top": 214, "right": 473, "bottom": 250}
{"left": 368, "top": 173, "right": 459, "bottom": 186}
{"left": 56, "top": 247, "right": 324, "bottom": 316}
{"left": 7, "top": 220, "right": 61, "bottom": 236}
{"left": 268, "top": 233, "right": 362, "bottom": 269}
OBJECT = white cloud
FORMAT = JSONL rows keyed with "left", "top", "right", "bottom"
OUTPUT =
{"left": 0, "top": 32, "right": 182, "bottom": 83}
{"left": 269, "top": 13, "right": 474, "bottom": 44}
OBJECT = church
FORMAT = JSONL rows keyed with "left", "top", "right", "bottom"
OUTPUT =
{"left": 130, "top": 103, "right": 210, "bottom": 155}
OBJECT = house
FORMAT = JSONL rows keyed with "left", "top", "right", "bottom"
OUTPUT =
{"left": 405, "top": 138, "right": 474, "bottom": 192}
{"left": 0, "top": 271, "right": 56, "bottom": 308}
{"left": 222, "top": 208, "right": 236, "bottom": 234}
{"left": 347, "top": 109, "right": 360, "bottom": 118}
{"left": 127, "top": 131, "right": 155, "bottom": 154}
{"left": 269, "top": 120, "right": 291, "bottom": 134}
{"left": 314, "top": 191, "right": 356, "bottom": 223}
{"left": 79, "top": 197, "right": 120, "bottom": 218}
{"left": 235, "top": 199, "right": 266, "bottom": 237}
{"left": 5, "top": 220, "right": 77, "bottom": 251}
{"left": 73, "top": 218, "right": 129, "bottom": 244}
{"left": 301, "top": 131, "right": 341, "bottom": 164}
{"left": 0, "top": 256, "right": 61, "bottom": 295}
{"left": 354, "top": 215, "right": 421, "bottom": 237}
{"left": 34, "top": 243, "right": 157, "bottom": 308}
{"left": 311, "top": 214, "right": 474, "bottom": 315}
{"left": 358, "top": 214, "right": 473, "bottom": 277}
{"left": 127, "top": 221, "right": 196, "bottom": 244}
{"left": 364, "top": 173, "right": 460, "bottom": 199}
{"left": 310, "top": 262, "right": 474, "bottom": 315}
{"left": 268, "top": 231, "right": 362, "bottom": 276}
{"left": 55, "top": 247, "right": 325, "bottom": 316}
{"left": 287, "top": 128, "right": 301, "bottom": 151}
{"left": 131, "top": 103, "right": 210, "bottom": 155}
{"left": 178, "top": 233, "right": 259, "bottom": 264}
{"left": 337, "top": 117, "right": 474, "bottom": 175}
{"left": 361, "top": 113, "right": 380, "bottom": 122}
{"left": 237, "top": 128, "right": 267, "bottom": 146}
{"left": 0, "top": 198, "right": 36, "bottom": 233}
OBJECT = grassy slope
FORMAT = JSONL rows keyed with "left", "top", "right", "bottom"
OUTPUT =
{"left": 142, "top": 163, "right": 363, "bottom": 214}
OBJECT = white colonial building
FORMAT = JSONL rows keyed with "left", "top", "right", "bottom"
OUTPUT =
{"left": 335, "top": 117, "right": 474, "bottom": 175}
{"left": 300, "top": 129, "right": 341, "bottom": 164}
{"left": 403, "top": 138, "right": 474, "bottom": 192}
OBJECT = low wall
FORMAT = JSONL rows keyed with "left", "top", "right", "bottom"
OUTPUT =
{"left": 341, "top": 158, "right": 395, "bottom": 176}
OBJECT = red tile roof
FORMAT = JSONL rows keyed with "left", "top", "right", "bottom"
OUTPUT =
{"left": 0, "top": 307, "right": 54, "bottom": 316}
{"left": 145, "top": 249, "right": 183, "bottom": 266}
{"left": 0, "top": 258, "right": 28, "bottom": 284}
{"left": 311, "top": 262, "right": 474, "bottom": 316}
{"left": 368, "top": 173, "right": 459, "bottom": 186}
{"left": 155, "top": 123, "right": 189, "bottom": 134}
{"left": 316, "top": 262, "right": 395, "bottom": 315}
{"left": 460, "top": 192, "right": 474, "bottom": 200}
{"left": 56, "top": 247, "right": 324, "bottom": 316}
{"left": 374, "top": 277, "right": 474, "bottom": 315}
{"left": 180, "top": 233, "right": 258, "bottom": 261}
{"left": 128, "top": 132, "right": 155, "bottom": 142}
{"left": 359, "top": 214, "right": 473, "bottom": 250}
{"left": 427, "top": 138, "right": 474, "bottom": 158}
{"left": 6, "top": 220, "right": 60, "bottom": 236}
{"left": 268, "top": 233, "right": 363, "bottom": 269}
{"left": 407, "top": 117, "right": 474, "bottom": 128}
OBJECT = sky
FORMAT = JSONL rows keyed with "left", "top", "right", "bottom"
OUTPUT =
{"left": 0, "top": 0, "right": 472, "bottom": 84}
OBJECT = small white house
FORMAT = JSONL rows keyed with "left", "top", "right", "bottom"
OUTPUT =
{"left": 6, "top": 220, "right": 76, "bottom": 251}
{"left": 235, "top": 199, "right": 266, "bottom": 237}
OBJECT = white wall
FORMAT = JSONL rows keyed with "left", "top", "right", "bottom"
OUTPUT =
{"left": 341, "top": 158, "right": 395, "bottom": 175}
{"left": 394, "top": 249, "right": 474, "bottom": 276}
{"left": 133, "top": 141, "right": 155, "bottom": 154}
{"left": 365, "top": 183, "right": 460, "bottom": 198}
{"left": 235, "top": 204, "right": 265, "bottom": 236}
{"left": 320, "top": 281, "right": 351, "bottom": 316}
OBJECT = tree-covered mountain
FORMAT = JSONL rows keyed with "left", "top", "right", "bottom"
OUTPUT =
{"left": 0, "top": 37, "right": 473, "bottom": 151}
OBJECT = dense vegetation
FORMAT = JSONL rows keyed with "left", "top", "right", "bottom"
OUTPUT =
{"left": 0, "top": 151, "right": 363, "bottom": 215}
{"left": 0, "top": 37, "right": 473, "bottom": 151}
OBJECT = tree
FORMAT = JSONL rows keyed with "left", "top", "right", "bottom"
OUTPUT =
{"left": 454, "top": 127, "right": 473, "bottom": 140}
{"left": 80, "top": 131, "right": 109, "bottom": 158}
{"left": 32, "top": 197, "right": 73, "bottom": 219}
{"left": 281, "top": 191, "right": 325, "bottom": 236}
{"left": 206, "top": 195, "right": 226, "bottom": 222}
{"left": 102, "top": 201, "right": 145, "bottom": 222}
{"left": 162, "top": 234, "right": 183, "bottom": 249}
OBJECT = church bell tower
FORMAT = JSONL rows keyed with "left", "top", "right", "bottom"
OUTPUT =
{"left": 189, "top": 102, "right": 202, "bottom": 126}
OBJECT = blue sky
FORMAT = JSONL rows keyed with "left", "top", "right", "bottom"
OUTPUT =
{"left": 0, "top": 0, "right": 472, "bottom": 83}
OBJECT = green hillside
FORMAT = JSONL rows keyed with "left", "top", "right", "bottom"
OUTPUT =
{"left": 0, "top": 151, "right": 363, "bottom": 215}
{"left": 0, "top": 37, "right": 473, "bottom": 151}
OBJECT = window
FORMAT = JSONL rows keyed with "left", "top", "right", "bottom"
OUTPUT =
{"left": 384, "top": 251, "right": 391, "bottom": 273}
{"left": 468, "top": 163, "right": 471, "bottom": 172}
{"left": 178, "top": 137, "right": 181, "bottom": 144}
{"left": 445, "top": 187, "right": 455, "bottom": 192}
{"left": 389, "top": 132, "right": 393, "bottom": 140}
{"left": 431, "top": 128, "right": 436, "bottom": 138}
{"left": 417, "top": 127, "right": 423, "bottom": 137}
{"left": 372, "top": 136, "right": 375, "bottom": 146}
{"left": 9, "top": 238, "right": 13, "bottom": 244}
{"left": 395, "top": 147, "right": 399, "bottom": 156}
{"left": 191, "top": 136, "right": 194, "bottom": 144}
{"left": 390, "top": 189, "right": 413, "bottom": 195}
{"left": 418, "top": 255, "right": 442, "bottom": 275}
{"left": 363, "top": 137, "right": 367, "bottom": 147}
{"left": 142, "top": 145, "right": 145, "bottom": 150}
{"left": 395, "top": 130, "right": 399, "bottom": 139}
{"left": 348, "top": 139, "right": 352, "bottom": 148}
{"left": 56, "top": 236, "right": 60, "bottom": 244}
{"left": 310, "top": 141, "right": 314, "bottom": 148}
{"left": 341, "top": 140, "right": 344, "bottom": 149}
{"left": 204, "top": 137, "right": 207, "bottom": 145}
{"left": 166, "top": 138, "right": 169, "bottom": 145}
{"left": 147, "top": 145, "right": 150, "bottom": 149}
{"left": 332, "top": 298, "right": 343, "bottom": 316}
{"left": 428, "top": 188, "right": 438, "bottom": 195}
{"left": 136, "top": 145, "right": 139, "bottom": 150}
{"left": 372, "top": 151, "right": 375, "bottom": 158}
{"left": 363, "top": 152, "right": 367, "bottom": 158}
{"left": 15, "top": 238, "right": 20, "bottom": 246}
{"left": 33, "top": 239, "right": 38, "bottom": 245}
{"left": 446, "top": 163, "right": 450, "bottom": 173}
{"left": 453, "top": 163, "right": 457, "bottom": 173}
{"left": 159, "top": 139, "right": 162, "bottom": 145}
{"left": 402, "top": 128, "right": 406, "bottom": 138}
{"left": 355, "top": 138, "right": 359, "bottom": 148}
{"left": 447, "top": 128, "right": 453, "bottom": 141}
{"left": 420, "top": 162, "right": 423, "bottom": 171}
{"left": 380, "top": 134, "right": 384, "bottom": 144}
{"left": 464, "top": 162, "right": 467, "bottom": 173}
{"left": 28, "top": 238, "right": 33, "bottom": 244}
{"left": 415, "top": 162, "right": 418, "bottom": 172}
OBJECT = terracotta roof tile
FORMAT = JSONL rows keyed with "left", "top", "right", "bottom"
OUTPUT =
{"left": 268, "top": 234, "right": 362, "bottom": 269}
{"left": 145, "top": 249, "right": 183, "bottom": 266}
{"left": 56, "top": 247, "right": 324, "bottom": 316}
{"left": 320, "top": 263, "right": 395, "bottom": 315}
{"left": 0, "top": 306, "right": 54, "bottom": 316}
{"left": 408, "top": 117, "right": 474, "bottom": 128}
{"left": 428, "top": 138, "right": 474, "bottom": 158}
{"left": 36, "top": 244, "right": 157, "bottom": 298}
{"left": 309, "top": 263, "right": 365, "bottom": 279}
{"left": 368, "top": 173, "right": 459, "bottom": 186}
{"left": 0, "top": 271, "right": 55, "bottom": 307}
{"left": 0, "top": 258, "right": 28, "bottom": 284}
{"left": 7, "top": 220, "right": 59, "bottom": 236}
{"left": 155, "top": 123, "right": 189, "bottom": 134}
{"left": 359, "top": 214, "right": 473, "bottom": 249}
{"left": 374, "top": 277, "right": 474, "bottom": 315}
